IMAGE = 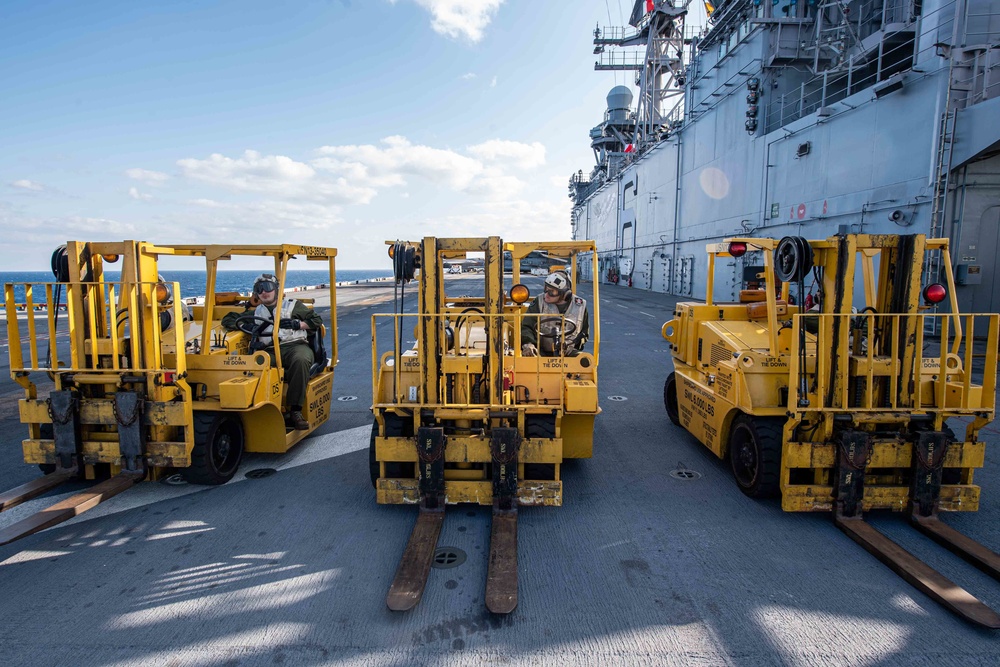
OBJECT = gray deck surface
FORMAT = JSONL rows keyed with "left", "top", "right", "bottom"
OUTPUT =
{"left": 1, "top": 277, "right": 998, "bottom": 666}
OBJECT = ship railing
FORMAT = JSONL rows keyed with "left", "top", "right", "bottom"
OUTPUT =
{"left": 758, "top": 2, "right": 982, "bottom": 132}
{"left": 764, "top": 31, "right": 929, "bottom": 131}
{"left": 593, "top": 25, "right": 641, "bottom": 44}
{"left": 595, "top": 51, "right": 646, "bottom": 70}
{"left": 787, "top": 312, "right": 999, "bottom": 416}
{"left": 951, "top": 44, "right": 1000, "bottom": 106}
{"left": 4, "top": 281, "right": 187, "bottom": 375}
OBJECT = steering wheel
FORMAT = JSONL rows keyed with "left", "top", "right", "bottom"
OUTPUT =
{"left": 235, "top": 313, "right": 272, "bottom": 335}
{"left": 538, "top": 316, "right": 577, "bottom": 340}
{"left": 235, "top": 313, "right": 274, "bottom": 350}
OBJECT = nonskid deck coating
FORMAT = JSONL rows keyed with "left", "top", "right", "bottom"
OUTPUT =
{"left": 0, "top": 280, "right": 998, "bottom": 666}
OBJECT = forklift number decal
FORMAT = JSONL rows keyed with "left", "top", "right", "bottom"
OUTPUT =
{"left": 297, "top": 245, "right": 328, "bottom": 257}
{"left": 223, "top": 357, "right": 248, "bottom": 366}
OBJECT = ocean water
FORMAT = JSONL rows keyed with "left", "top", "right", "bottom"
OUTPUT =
{"left": 1, "top": 269, "right": 391, "bottom": 303}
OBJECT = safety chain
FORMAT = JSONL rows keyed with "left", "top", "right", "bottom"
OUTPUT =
{"left": 46, "top": 396, "right": 76, "bottom": 425}
{"left": 915, "top": 437, "right": 951, "bottom": 470}
{"left": 113, "top": 396, "right": 144, "bottom": 427}
{"left": 491, "top": 437, "right": 521, "bottom": 465}
{"left": 416, "top": 436, "right": 445, "bottom": 463}
{"left": 838, "top": 436, "right": 873, "bottom": 472}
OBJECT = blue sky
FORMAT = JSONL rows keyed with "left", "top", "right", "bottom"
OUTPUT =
{"left": 2, "top": 0, "right": 705, "bottom": 270}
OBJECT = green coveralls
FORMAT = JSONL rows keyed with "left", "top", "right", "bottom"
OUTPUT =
{"left": 222, "top": 301, "right": 323, "bottom": 408}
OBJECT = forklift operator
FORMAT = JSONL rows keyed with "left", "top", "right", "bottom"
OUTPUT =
{"left": 222, "top": 274, "right": 322, "bottom": 430}
{"left": 521, "top": 270, "right": 589, "bottom": 357}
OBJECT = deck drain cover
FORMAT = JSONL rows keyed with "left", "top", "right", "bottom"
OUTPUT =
{"left": 431, "top": 547, "right": 467, "bottom": 569}
{"left": 670, "top": 468, "right": 702, "bottom": 480}
{"left": 337, "top": 395, "right": 357, "bottom": 402}
{"left": 246, "top": 468, "right": 278, "bottom": 479}
{"left": 607, "top": 395, "right": 628, "bottom": 402}
{"left": 161, "top": 473, "right": 188, "bottom": 486}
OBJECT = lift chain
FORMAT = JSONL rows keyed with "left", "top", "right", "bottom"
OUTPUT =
{"left": 112, "top": 394, "right": 144, "bottom": 427}
{"left": 914, "top": 433, "right": 951, "bottom": 470}
{"left": 835, "top": 430, "right": 873, "bottom": 519}
{"left": 490, "top": 428, "right": 521, "bottom": 512}
{"left": 491, "top": 430, "right": 521, "bottom": 465}
{"left": 416, "top": 431, "right": 445, "bottom": 463}
{"left": 911, "top": 430, "right": 951, "bottom": 518}
{"left": 47, "top": 394, "right": 77, "bottom": 425}
{"left": 415, "top": 426, "right": 446, "bottom": 510}
{"left": 837, "top": 431, "right": 874, "bottom": 471}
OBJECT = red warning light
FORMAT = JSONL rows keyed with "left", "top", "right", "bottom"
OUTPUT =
{"left": 923, "top": 283, "right": 947, "bottom": 304}
{"left": 728, "top": 241, "right": 748, "bottom": 257}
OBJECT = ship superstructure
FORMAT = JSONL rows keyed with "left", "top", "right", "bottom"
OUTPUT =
{"left": 571, "top": 0, "right": 1000, "bottom": 311}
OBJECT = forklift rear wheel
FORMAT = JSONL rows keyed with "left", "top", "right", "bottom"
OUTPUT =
{"left": 664, "top": 373, "right": 681, "bottom": 426}
{"left": 184, "top": 413, "right": 244, "bottom": 485}
{"left": 728, "top": 414, "right": 782, "bottom": 499}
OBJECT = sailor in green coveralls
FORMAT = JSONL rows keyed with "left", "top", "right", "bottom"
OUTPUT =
{"left": 520, "top": 269, "right": 589, "bottom": 357}
{"left": 222, "top": 273, "right": 323, "bottom": 430}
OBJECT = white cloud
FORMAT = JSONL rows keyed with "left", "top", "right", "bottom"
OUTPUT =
{"left": 468, "top": 139, "right": 546, "bottom": 169}
{"left": 314, "top": 136, "right": 483, "bottom": 190}
{"left": 177, "top": 200, "right": 345, "bottom": 237}
{"left": 460, "top": 72, "right": 477, "bottom": 80}
{"left": 465, "top": 167, "right": 526, "bottom": 199}
{"left": 11, "top": 179, "right": 44, "bottom": 191}
{"left": 490, "top": 75, "right": 497, "bottom": 88}
{"left": 189, "top": 198, "right": 232, "bottom": 209}
{"left": 177, "top": 150, "right": 376, "bottom": 204}
{"left": 125, "top": 168, "right": 169, "bottom": 185}
{"left": 397, "top": 196, "right": 571, "bottom": 240}
{"left": 403, "top": 0, "right": 504, "bottom": 43}
{"left": 128, "top": 186, "right": 152, "bottom": 201}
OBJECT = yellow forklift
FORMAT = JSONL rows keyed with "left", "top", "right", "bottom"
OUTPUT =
{"left": 1, "top": 240, "right": 338, "bottom": 545}
{"left": 663, "top": 234, "right": 1000, "bottom": 626}
{"left": 370, "top": 237, "right": 600, "bottom": 613}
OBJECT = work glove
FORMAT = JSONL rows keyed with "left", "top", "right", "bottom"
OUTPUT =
{"left": 279, "top": 318, "right": 301, "bottom": 330}
{"left": 522, "top": 343, "right": 538, "bottom": 357}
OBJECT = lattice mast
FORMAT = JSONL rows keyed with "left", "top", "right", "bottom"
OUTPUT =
{"left": 595, "top": 1, "right": 690, "bottom": 152}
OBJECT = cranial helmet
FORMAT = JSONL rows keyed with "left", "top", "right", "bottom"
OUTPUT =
{"left": 544, "top": 270, "right": 572, "bottom": 296}
{"left": 253, "top": 273, "right": 278, "bottom": 295}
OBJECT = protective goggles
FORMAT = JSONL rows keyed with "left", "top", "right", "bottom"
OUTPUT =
{"left": 254, "top": 279, "right": 278, "bottom": 294}
{"left": 544, "top": 287, "right": 562, "bottom": 297}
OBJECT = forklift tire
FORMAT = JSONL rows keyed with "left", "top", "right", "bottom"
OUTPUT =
{"left": 524, "top": 415, "right": 556, "bottom": 481}
{"left": 728, "top": 414, "right": 782, "bottom": 499}
{"left": 664, "top": 373, "right": 681, "bottom": 426}
{"left": 183, "top": 413, "right": 244, "bottom": 485}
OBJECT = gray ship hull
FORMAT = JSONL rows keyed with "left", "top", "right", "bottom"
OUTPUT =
{"left": 573, "top": 0, "right": 1000, "bottom": 311}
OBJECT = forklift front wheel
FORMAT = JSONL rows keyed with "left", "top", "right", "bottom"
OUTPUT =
{"left": 728, "top": 414, "right": 782, "bottom": 499}
{"left": 184, "top": 413, "right": 244, "bottom": 485}
{"left": 664, "top": 373, "right": 680, "bottom": 426}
